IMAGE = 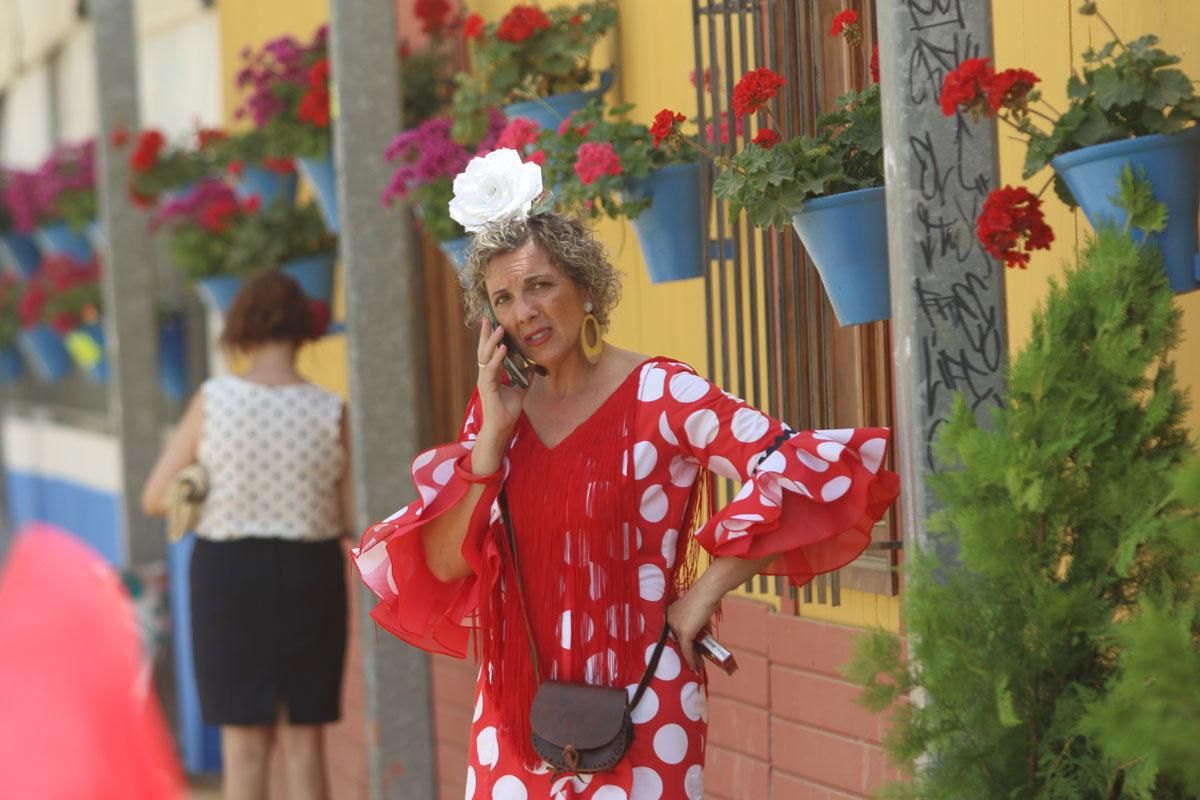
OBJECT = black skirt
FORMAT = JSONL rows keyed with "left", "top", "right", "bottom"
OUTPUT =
{"left": 189, "top": 536, "right": 347, "bottom": 726}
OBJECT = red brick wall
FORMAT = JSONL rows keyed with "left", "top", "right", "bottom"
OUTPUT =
{"left": 421, "top": 596, "right": 901, "bottom": 800}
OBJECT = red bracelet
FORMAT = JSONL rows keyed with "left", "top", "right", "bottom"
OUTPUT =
{"left": 454, "top": 453, "right": 503, "bottom": 484}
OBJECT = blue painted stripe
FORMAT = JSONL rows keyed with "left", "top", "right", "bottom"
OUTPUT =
{"left": 5, "top": 469, "right": 122, "bottom": 566}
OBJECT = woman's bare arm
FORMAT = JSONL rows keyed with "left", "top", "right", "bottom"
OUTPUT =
{"left": 140, "top": 391, "right": 205, "bottom": 517}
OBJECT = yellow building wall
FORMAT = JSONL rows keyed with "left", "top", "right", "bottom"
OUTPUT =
{"left": 216, "top": 0, "right": 348, "bottom": 398}
{"left": 994, "top": 0, "right": 1200, "bottom": 437}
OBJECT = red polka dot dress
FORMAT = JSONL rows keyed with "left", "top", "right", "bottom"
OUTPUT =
{"left": 355, "top": 358, "right": 899, "bottom": 799}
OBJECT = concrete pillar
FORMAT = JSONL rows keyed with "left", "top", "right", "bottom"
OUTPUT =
{"left": 327, "top": 2, "right": 437, "bottom": 797}
{"left": 877, "top": 2, "right": 1008, "bottom": 554}
{"left": 91, "top": 0, "right": 173, "bottom": 711}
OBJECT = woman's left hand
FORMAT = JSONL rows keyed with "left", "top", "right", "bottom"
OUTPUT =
{"left": 666, "top": 584, "right": 722, "bottom": 671}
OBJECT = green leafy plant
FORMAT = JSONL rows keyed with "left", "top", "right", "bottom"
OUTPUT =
{"left": 712, "top": 12, "right": 882, "bottom": 228}
{"left": 846, "top": 169, "right": 1200, "bottom": 798}
{"left": 530, "top": 100, "right": 697, "bottom": 222}
{"left": 941, "top": 2, "right": 1200, "bottom": 206}
{"left": 0, "top": 274, "right": 22, "bottom": 348}
{"left": 451, "top": 1, "right": 617, "bottom": 143}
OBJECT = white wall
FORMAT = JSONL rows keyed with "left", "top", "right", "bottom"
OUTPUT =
{"left": 0, "top": 64, "right": 53, "bottom": 167}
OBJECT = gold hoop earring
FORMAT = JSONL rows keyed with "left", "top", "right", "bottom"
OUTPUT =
{"left": 580, "top": 302, "right": 603, "bottom": 365}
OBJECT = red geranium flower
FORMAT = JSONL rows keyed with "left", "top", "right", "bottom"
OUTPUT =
{"left": 870, "top": 44, "right": 880, "bottom": 83}
{"left": 197, "top": 197, "right": 242, "bottom": 233}
{"left": 830, "top": 9, "right": 858, "bottom": 37}
{"left": 497, "top": 118, "right": 541, "bottom": 151}
{"left": 569, "top": 13, "right": 583, "bottom": 26}
{"left": 732, "top": 68, "right": 786, "bottom": 117}
{"left": 195, "top": 128, "right": 226, "bottom": 149}
{"left": 226, "top": 160, "right": 245, "bottom": 178}
{"left": 752, "top": 129, "right": 781, "bottom": 149}
{"left": 298, "top": 87, "right": 331, "bottom": 127}
{"left": 243, "top": 195, "right": 262, "bottom": 214}
{"left": 940, "top": 57, "right": 995, "bottom": 118}
{"left": 263, "top": 157, "right": 295, "bottom": 174}
{"left": 574, "top": 141, "right": 622, "bottom": 186}
{"left": 528, "top": 150, "right": 546, "bottom": 166}
{"left": 987, "top": 68, "right": 1040, "bottom": 116}
{"left": 496, "top": 6, "right": 552, "bottom": 43}
{"left": 414, "top": 0, "right": 452, "bottom": 35}
{"left": 130, "top": 130, "right": 165, "bottom": 173}
{"left": 463, "top": 12, "right": 486, "bottom": 40}
{"left": 705, "top": 111, "right": 744, "bottom": 146}
{"left": 556, "top": 111, "right": 593, "bottom": 139}
{"left": 307, "top": 58, "right": 330, "bottom": 90}
{"left": 650, "top": 109, "right": 686, "bottom": 148}
{"left": 976, "top": 185, "right": 1055, "bottom": 269}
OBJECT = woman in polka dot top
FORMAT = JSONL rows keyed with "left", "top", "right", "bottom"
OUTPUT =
{"left": 354, "top": 213, "right": 900, "bottom": 799}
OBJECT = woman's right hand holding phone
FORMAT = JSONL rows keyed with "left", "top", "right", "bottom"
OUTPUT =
{"left": 473, "top": 316, "right": 528, "bottom": 473}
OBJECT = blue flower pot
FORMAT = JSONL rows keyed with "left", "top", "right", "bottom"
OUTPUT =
{"left": 236, "top": 164, "right": 299, "bottom": 208}
{"left": 297, "top": 152, "right": 339, "bottom": 233}
{"left": 0, "top": 344, "right": 26, "bottom": 382}
{"left": 158, "top": 315, "right": 188, "bottom": 402}
{"left": 502, "top": 71, "right": 614, "bottom": 131}
{"left": 18, "top": 324, "right": 73, "bottom": 381}
{"left": 194, "top": 273, "right": 243, "bottom": 315}
{"left": 1052, "top": 128, "right": 1200, "bottom": 293}
{"left": 438, "top": 237, "right": 471, "bottom": 272}
{"left": 624, "top": 162, "right": 705, "bottom": 283}
{"left": 0, "top": 231, "right": 42, "bottom": 278}
{"left": 34, "top": 221, "right": 93, "bottom": 263}
{"left": 790, "top": 186, "right": 891, "bottom": 326}
{"left": 63, "top": 322, "right": 108, "bottom": 383}
{"left": 281, "top": 252, "right": 337, "bottom": 303}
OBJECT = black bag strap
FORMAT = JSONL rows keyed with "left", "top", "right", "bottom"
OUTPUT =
{"left": 498, "top": 490, "right": 669, "bottom": 712}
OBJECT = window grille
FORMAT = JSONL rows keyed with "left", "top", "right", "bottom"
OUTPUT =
{"left": 692, "top": 0, "right": 899, "bottom": 608}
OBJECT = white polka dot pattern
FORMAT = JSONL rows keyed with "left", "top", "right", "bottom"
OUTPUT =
{"left": 356, "top": 363, "right": 896, "bottom": 800}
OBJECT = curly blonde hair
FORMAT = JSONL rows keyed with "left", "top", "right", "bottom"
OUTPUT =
{"left": 460, "top": 212, "right": 622, "bottom": 331}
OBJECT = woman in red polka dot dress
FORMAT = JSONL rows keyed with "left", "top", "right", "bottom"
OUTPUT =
{"left": 355, "top": 159, "right": 899, "bottom": 800}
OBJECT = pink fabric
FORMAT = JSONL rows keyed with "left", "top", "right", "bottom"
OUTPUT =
{"left": 0, "top": 524, "right": 183, "bottom": 799}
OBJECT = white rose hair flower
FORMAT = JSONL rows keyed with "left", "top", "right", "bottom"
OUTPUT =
{"left": 448, "top": 148, "right": 544, "bottom": 233}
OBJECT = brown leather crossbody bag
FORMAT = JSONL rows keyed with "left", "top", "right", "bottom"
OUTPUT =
{"left": 499, "top": 492, "right": 670, "bottom": 775}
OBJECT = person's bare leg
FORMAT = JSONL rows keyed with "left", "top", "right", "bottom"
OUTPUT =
{"left": 221, "top": 725, "right": 274, "bottom": 800}
{"left": 278, "top": 719, "right": 330, "bottom": 800}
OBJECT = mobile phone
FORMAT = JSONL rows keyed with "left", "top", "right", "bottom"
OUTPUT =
{"left": 695, "top": 633, "right": 738, "bottom": 675}
{"left": 484, "top": 305, "right": 545, "bottom": 388}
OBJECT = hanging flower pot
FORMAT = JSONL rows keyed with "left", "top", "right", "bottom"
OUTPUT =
{"left": 18, "top": 324, "right": 73, "bottom": 382}
{"left": 0, "top": 344, "right": 26, "bottom": 382}
{"left": 235, "top": 164, "right": 299, "bottom": 209}
{"left": 0, "top": 232, "right": 41, "bottom": 278}
{"left": 623, "top": 162, "right": 705, "bottom": 283}
{"left": 34, "top": 221, "right": 93, "bottom": 263}
{"left": 789, "top": 186, "right": 891, "bottom": 327}
{"left": 1052, "top": 128, "right": 1200, "bottom": 293}
{"left": 63, "top": 321, "right": 108, "bottom": 384}
{"left": 281, "top": 251, "right": 337, "bottom": 305}
{"left": 158, "top": 314, "right": 188, "bottom": 402}
{"left": 503, "top": 71, "right": 615, "bottom": 132}
{"left": 297, "top": 152, "right": 339, "bottom": 233}
{"left": 194, "top": 273, "right": 243, "bottom": 316}
{"left": 438, "top": 237, "right": 471, "bottom": 272}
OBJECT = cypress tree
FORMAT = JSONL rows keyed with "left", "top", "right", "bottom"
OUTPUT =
{"left": 848, "top": 170, "right": 1200, "bottom": 798}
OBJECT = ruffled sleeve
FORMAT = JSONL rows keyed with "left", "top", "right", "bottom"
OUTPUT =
{"left": 655, "top": 361, "right": 900, "bottom": 585}
{"left": 352, "top": 392, "right": 502, "bottom": 657}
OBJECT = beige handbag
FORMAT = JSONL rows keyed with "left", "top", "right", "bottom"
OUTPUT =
{"left": 165, "top": 464, "right": 209, "bottom": 542}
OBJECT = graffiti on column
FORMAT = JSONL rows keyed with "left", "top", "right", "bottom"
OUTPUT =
{"left": 901, "top": 0, "right": 1005, "bottom": 469}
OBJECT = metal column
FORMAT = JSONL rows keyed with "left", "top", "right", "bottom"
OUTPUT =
{"left": 877, "top": 1, "right": 1008, "bottom": 556}
{"left": 328, "top": 2, "right": 437, "bottom": 797}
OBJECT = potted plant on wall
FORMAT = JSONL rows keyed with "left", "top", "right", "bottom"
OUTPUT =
{"left": 38, "top": 254, "right": 107, "bottom": 383}
{"left": 382, "top": 110, "right": 506, "bottom": 270}
{"left": 940, "top": 1, "right": 1200, "bottom": 293}
{"left": 0, "top": 169, "right": 42, "bottom": 278}
{"left": 210, "top": 128, "right": 299, "bottom": 209}
{"left": 0, "top": 273, "right": 27, "bottom": 382}
{"left": 233, "top": 25, "right": 335, "bottom": 230}
{"left": 154, "top": 179, "right": 336, "bottom": 315}
{"left": 709, "top": 10, "right": 888, "bottom": 326}
{"left": 15, "top": 261, "right": 79, "bottom": 382}
{"left": 31, "top": 140, "right": 98, "bottom": 263}
{"left": 530, "top": 99, "right": 704, "bottom": 283}
{"left": 113, "top": 125, "right": 233, "bottom": 210}
{"left": 452, "top": 1, "right": 618, "bottom": 142}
